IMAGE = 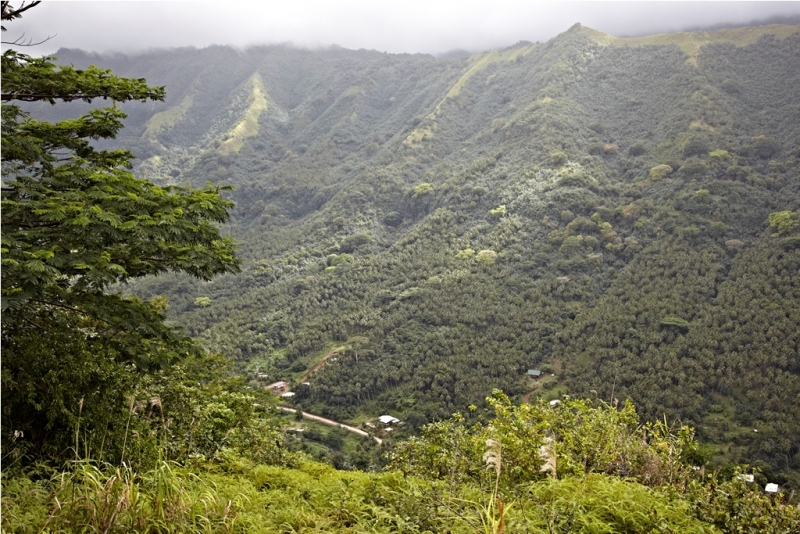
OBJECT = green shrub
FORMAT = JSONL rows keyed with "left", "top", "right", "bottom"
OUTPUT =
{"left": 588, "top": 122, "right": 605, "bottom": 134}
{"left": 339, "top": 233, "right": 373, "bottom": 253}
{"left": 750, "top": 136, "right": 780, "bottom": 160}
{"left": 194, "top": 296, "right": 212, "bottom": 307}
{"left": 330, "top": 253, "right": 354, "bottom": 266}
{"left": 726, "top": 164, "right": 751, "bottom": 180}
{"left": 475, "top": 250, "right": 498, "bottom": 265}
{"left": 709, "top": 149, "right": 731, "bottom": 161}
{"left": 720, "top": 79, "right": 741, "bottom": 94}
{"left": 565, "top": 217, "right": 597, "bottom": 235}
{"left": 559, "top": 235, "right": 585, "bottom": 255}
{"left": 680, "top": 160, "right": 708, "bottom": 177}
{"left": 550, "top": 151, "right": 568, "bottom": 167}
{"left": 767, "top": 211, "right": 798, "bottom": 237}
{"left": 587, "top": 142, "right": 605, "bottom": 155}
{"left": 557, "top": 172, "right": 595, "bottom": 188}
{"left": 650, "top": 164, "right": 674, "bottom": 180}
{"left": 489, "top": 205, "right": 507, "bottom": 218}
{"left": 412, "top": 182, "right": 433, "bottom": 198}
{"left": 628, "top": 143, "right": 646, "bottom": 157}
{"left": 683, "top": 137, "right": 710, "bottom": 158}
{"left": 383, "top": 211, "right": 403, "bottom": 227}
{"left": 455, "top": 248, "right": 476, "bottom": 260}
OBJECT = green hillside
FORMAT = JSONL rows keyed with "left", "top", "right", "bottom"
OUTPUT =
{"left": 37, "top": 23, "right": 800, "bottom": 484}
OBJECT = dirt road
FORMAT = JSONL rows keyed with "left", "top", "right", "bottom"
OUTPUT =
{"left": 276, "top": 406, "right": 383, "bottom": 445}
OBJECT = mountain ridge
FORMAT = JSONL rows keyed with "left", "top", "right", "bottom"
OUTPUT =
{"left": 30, "top": 22, "right": 800, "bottom": 484}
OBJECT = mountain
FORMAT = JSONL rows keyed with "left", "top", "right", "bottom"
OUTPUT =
{"left": 36, "top": 23, "right": 800, "bottom": 482}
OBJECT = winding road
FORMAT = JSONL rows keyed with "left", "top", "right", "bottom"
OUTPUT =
{"left": 276, "top": 406, "right": 383, "bottom": 445}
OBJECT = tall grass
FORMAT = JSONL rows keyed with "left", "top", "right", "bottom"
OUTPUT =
{"left": 2, "top": 460, "right": 432, "bottom": 533}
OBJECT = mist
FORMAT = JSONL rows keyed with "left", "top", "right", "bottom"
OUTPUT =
{"left": 5, "top": 1, "right": 800, "bottom": 57}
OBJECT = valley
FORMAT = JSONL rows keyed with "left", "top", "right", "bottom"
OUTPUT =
{"left": 26, "top": 22, "right": 800, "bottom": 486}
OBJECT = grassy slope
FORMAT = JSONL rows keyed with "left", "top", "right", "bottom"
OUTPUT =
{"left": 0, "top": 461, "right": 723, "bottom": 533}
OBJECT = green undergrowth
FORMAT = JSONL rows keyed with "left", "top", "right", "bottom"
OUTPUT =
{"left": 9, "top": 460, "right": 797, "bottom": 534}
{"left": 0, "top": 462, "right": 725, "bottom": 534}
{"left": 5, "top": 394, "right": 800, "bottom": 533}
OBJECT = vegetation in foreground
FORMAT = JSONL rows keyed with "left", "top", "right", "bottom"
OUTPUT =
{"left": 1, "top": 4, "right": 798, "bottom": 532}
{"left": 2, "top": 394, "right": 799, "bottom": 533}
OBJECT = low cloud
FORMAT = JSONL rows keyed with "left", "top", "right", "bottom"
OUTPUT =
{"left": 5, "top": 1, "right": 800, "bottom": 56}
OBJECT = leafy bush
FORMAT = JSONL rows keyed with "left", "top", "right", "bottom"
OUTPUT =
{"left": 589, "top": 122, "right": 605, "bottom": 134}
{"left": 683, "top": 138, "right": 710, "bottom": 158}
{"left": 339, "top": 233, "right": 373, "bottom": 253}
{"left": 750, "top": 136, "right": 780, "bottom": 160}
{"left": 680, "top": 160, "right": 709, "bottom": 177}
{"left": 475, "top": 250, "right": 498, "bottom": 265}
{"left": 194, "top": 296, "right": 212, "bottom": 307}
{"left": 628, "top": 143, "right": 646, "bottom": 157}
{"left": 383, "top": 211, "right": 403, "bottom": 226}
{"left": 550, "top": 151, "right": 569, "bottom": 167}
{"left": 330, "top": 253, "right": 355, "bottom": 266}
{"left": 720, "top": 78, "right": 741, "bottom": 94}
{"left": 489, "top": 205, "right": 507, "bottom": 218}
{"left": 587, "top": 142, "right": 605, "bottom": 155}
{"left": 767, "top": 211, "right": 799, "bottom": 237}
{"left": 650, "top": 164, "right": 674, "bottom": 180}
{"left": 412, "top": 182, "right": 433, "bottom": 198}
{"left": 709, "top": 149, "right": 731, "bottom": 161}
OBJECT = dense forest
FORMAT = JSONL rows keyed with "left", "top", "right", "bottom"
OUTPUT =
{"left": 3, "top": 4, "right": 800, "bottom": 530}
{"left": 56, "top": 22, "right": 798, "bottom": 485}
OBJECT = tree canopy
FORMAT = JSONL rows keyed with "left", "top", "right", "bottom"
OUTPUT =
{"left": 1, "top": 3, "right": 241, "bottom": 463}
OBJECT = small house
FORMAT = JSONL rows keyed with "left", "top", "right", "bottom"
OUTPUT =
{"left": 549, "top": 400, "right": 561, "bottom": 407}
{"left": 527, "top": 369, "right": 542, "bottom": 378}
{"left": 378, "top": 415, "right": 400, "bottom": 425}
{"left": 281, "top": 391, "right": 296, "bottom": 398}
{"left": 765, "top": 483, "right": 779, "bottom": 493}
{"left": 268, "top": 381, "right": 287, "bottom": 390}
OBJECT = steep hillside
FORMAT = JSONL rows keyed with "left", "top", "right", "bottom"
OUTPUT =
{"left": 41, "top": 23, "right": 800, "bottom": 482}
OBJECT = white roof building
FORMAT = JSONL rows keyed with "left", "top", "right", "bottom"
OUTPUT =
{"left": 378, "top": 415, "right": 400, "bottom": 425}
{"left": 281, "top": 391, "right": 296, "bottom": 398}
{"left": 765, "top": 483, "right": 779, "bottom": 493}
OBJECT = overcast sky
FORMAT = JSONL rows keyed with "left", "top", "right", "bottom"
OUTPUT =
{"left": 5, "top": 1, "right": 800, "bottom": 57}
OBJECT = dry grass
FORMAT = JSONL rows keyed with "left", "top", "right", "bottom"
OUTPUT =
{"left": 584, "top": 23, "right": 800, "bottom": 65}
{"left": 143, "top": 94, "right": 194, "bottom": 139}
{"left": 219, "top": 73, "right": 268, "bottom": 155}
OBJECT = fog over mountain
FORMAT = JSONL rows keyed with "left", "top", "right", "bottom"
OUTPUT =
{"left": 6, "top": 0, "right": 800, "bottom": 529}
{"left": 7, "top": 1, "right": 800, "bottom": 56}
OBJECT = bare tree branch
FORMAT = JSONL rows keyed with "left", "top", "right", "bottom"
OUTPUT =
{"left": 1, "top": 2, "right": 54, "bottom": 46}
{"left": 2, "top": 30, "right": 56, "bottom": 46}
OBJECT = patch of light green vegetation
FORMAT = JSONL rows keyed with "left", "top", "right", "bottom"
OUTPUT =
{"left": 219, "top": 73, "right": 268, "bottom": 155}
{"left": 404, "top": 44, "right": 537, "bottom": 146}
{"left": 585, "top": 24, "right": 800, "bottom": 65}
{"left": 343, "top": 85, "right": 365, "bottom": 98}
{"left": 142, "top": 94, "right": 193, "bottom": 138}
